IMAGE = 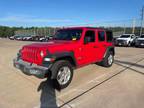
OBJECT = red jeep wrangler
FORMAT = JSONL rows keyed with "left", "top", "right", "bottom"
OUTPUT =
{"left": 13, "top": 27, "right": 115, "bottom": 89}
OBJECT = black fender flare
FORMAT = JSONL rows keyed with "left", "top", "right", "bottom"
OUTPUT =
{"left": 44, "top": 51, "right": 76, "bottom": 79}
{"left": 103, "top": 46, "right": 115, "bottom": 58}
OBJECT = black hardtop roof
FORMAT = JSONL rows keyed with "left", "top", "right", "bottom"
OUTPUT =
{"left": 85, "top": 27, "right": 112, "bottom": 31}
{"left": 61, "top": 27, "right": 112, "bottom": 32}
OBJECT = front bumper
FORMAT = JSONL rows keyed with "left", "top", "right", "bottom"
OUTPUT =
{"left": 116, "top": 41, "right": 128, "bottom": 46}
{"left": 135, "top": 43, "right": 144, "bottom": 47}
{"left": 13, "top": 58, "right": 50, "bottom": 78}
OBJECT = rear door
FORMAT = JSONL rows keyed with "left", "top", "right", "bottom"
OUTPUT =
{"left": 95, "top": 30, "right": 107, "bottom": 61}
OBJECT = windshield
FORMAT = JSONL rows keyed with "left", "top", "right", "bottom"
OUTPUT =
{"left": 140, "top": 35, "right": 144, "bottom": 38}
{"left": 54, "top": 29, "right": 82, "bottom": 40}
{"left": 14, "top": 36, "right": 20, "bottom": 38}
{"left": 24, "top": 36, "right": 31, "bottom": 37}
{"left": 120, "top": 35, "right": 130, "bottom": 38}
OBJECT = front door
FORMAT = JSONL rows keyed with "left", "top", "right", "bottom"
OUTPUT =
{"left": 80, "top": 30, "right": 97, "bottom": 65}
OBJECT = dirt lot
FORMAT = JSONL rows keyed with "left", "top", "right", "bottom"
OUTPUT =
{"left": 0, "top": 39, "right": 144, "bottom": 108}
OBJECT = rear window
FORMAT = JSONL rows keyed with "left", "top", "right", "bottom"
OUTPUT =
{"left": 106, "top": 31, "right": 113, "bottom": 42}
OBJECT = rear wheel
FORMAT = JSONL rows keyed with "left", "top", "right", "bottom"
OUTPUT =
{"left": 101, "top": 51, "right": 114, "bottom": 67}
{"left": 51, "top": 60, "right": 73, "bottom": 89}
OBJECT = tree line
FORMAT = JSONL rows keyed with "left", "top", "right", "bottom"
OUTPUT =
{"left": 0, "top": 26, "right": 143, "bottom": 38}
{"left": 0, "top": 26, "right": 20, "bottom": 38}
{"left": 0, "top": 26, "right": 59, "bottom": 38}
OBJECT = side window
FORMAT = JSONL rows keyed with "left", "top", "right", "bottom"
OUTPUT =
{"left": 106, "top": 31, "right": 113, "bottom": 42}
{"left": 84, "top": 30, "right": 95, "bottom": 43}
{"left": 98, "top": 31, "right": 105, "bottom": 42}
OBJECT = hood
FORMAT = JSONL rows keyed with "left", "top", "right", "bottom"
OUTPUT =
{"left": 137, "top": 38, "right": 144, "bottom": 40}
{"left": 117, "top": 38, "right": 130, "bottom": 41}
{"left": 24, "top": 37, "right": 32, "bottom": 39}
{"left": 17, "top": 37, "right": 22, "bottom": 39}
{"left": 28, "top": 40, "right": 76, "bottom": 47}
{"left": 39, "top": 37, "right": 45, "bottom": 40}
{"left": 23, "top": 40, "right": 78, "bottom": 53}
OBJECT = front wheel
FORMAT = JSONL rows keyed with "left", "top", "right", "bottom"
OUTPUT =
{"left": 51, "top": 60, "right": 73, "bottom": 89}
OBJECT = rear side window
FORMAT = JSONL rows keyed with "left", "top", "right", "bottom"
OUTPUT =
{"left": 106, "top": 31, "right": 113, "bottom": 42}
{"left": 98, "top": 31, "right": 105, "bottom": 42}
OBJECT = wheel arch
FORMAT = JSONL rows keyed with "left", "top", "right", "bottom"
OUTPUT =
{"left": 55, "top": 56, "right": 76, "bottom": 68}
{"left": 54, "top": 51, "right": 77, "bottom": 67}
{"left": 49, "top": 51, "right": 76, "bottom": 79}
{"left": 103, "top": 47, "right": 115, "bottom": 58}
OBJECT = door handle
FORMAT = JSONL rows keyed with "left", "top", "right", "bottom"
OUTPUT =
{"left": 103, "top": 45, "right": 107, "bottom": 47}
{"left": 93, "top": 46, "right": 98, "bottom": 48}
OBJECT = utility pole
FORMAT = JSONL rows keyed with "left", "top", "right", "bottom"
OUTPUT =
{"left": 132, "top": 18, "right": 136, "bottom": 34}
{"left": 44, "top": 28, "right": 47, "bottom": 36}
{"left": 140, "top": 6, "right": 144, "bottom": 36}
{"left": 34, "top": 27, "right": 36, "bottom": 36}
{"left": 49, "top": 28, "right": 51, "bottom": 36}
{"left": 123, "top": 24, "right": 126, "bottom": 34}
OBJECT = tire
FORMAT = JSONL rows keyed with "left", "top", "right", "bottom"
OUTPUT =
{"left": 101, "top": 51, "right": 114, "bottom": 67}
{"left": 128, "top": 42, "right": 131, "bottom": 47}
{"left": 51, "top": 60, "right": 73, "bottom": 89}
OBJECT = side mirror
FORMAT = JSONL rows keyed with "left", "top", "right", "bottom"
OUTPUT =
{"left": 84, "top": 36, "right": 91, "bottom": 44}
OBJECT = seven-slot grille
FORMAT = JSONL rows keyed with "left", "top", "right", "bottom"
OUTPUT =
{"left": 22, "top": 47, "right": 41, "bottom": 64}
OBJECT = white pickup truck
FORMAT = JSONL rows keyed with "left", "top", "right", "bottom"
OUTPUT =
{"left": 116, "top": 34, "right": 135, "bottom": 46}
{"left": 135, "top": 34, "right": 144, "bottom": 47}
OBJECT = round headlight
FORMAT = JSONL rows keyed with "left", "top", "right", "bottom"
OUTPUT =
{"left": 40, "top": 51, "right": 44, "bottom": 57}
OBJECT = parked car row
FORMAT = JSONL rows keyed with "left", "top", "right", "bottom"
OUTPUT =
{"left": 9, "top": 35, "right": 53, "bottom": 42}
{"left": 114, "top": 34, "right": 144, "bottom": 48}
{"left": 135, "top": 35, "right": 144, "bottom": 47}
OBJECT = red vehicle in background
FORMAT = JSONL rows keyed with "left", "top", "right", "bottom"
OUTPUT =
{"left": 13, "top": 27, "right": 115, "bottom": 89}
